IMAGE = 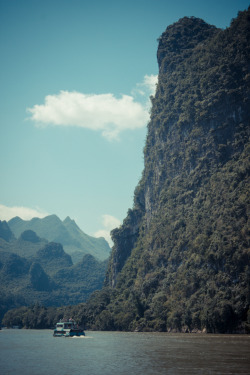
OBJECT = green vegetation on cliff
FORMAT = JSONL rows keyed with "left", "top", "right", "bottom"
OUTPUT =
{"left": 3, "top": 8, "right": 250, "bottom": 333}
{"left": 99, "top": 9, "right": 250, "bottom": 333}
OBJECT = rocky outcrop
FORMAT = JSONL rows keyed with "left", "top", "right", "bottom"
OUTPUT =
{"left": 103, "top": 8, "right": 250, "bottom": 332}
{"left": 19, "top": 230, "right": 41, "bottom": 243}
{"left": 29, "top": 262, "right": 54, "bottom": 291}
{"left": 0, "top": 221, "right": 15, "bottom": 242}
{"left": 35, "top": 242, "right": 73, "bottom": 275}
{"left": 106, "top": 9, "right": 250, "bottom": 288}
{"left": 105, "top": 207, "right": 144, "bottom": 287}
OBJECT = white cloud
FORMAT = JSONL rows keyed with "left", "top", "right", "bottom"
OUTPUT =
{"left": 27, "top": 91, "right": 148, "bottom": 141}
{"left": 131, "top": 74, "right": 158, "bottom": 98}
{"left": 144, "top": 74, "right": 158, "bottom": 95}
{"left": 94, "top": 214, "right": 121, "bottom": 246}
{"left": 0, "top": 204, "right": 48, "bottom": 222}
{"left": 27, "top": 75, "right": 158, "bottom": 141}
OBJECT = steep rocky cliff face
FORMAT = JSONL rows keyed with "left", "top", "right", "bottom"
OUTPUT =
{"left": 101, "top": 9, "right": 250, "bottom": 333}
{"left": 3, "top": 8, "right": 250, "bottom": 333}
{"left": 108, "top": 10, "right": 249, "bottom": 275}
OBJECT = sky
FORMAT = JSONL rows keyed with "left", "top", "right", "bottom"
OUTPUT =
{"left": 0, "top": 0, "right": 249, "bottom": 245}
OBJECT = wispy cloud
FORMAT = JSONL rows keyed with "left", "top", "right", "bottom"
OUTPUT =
{"left": 132, "top": 74, "right": 158, "bottom": 99}
{"left": 94, "top": 214, "right": 121, "bottom": 246}
{"left": 27, "top": 75, "right": 158, "bottom": 141}
{"left": 0, "top": 203, "right": 48, "bottom": 222}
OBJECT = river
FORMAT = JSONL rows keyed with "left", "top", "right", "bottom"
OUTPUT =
{"left": 0, "top": 329, "right": 249, "bottom": 374}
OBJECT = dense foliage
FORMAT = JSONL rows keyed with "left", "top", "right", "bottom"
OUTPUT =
{"left": 3, "top": 8, "right": 250, "bottom": 333}
{"left": 100, "top": 9, "right": 250, "bottom": 333}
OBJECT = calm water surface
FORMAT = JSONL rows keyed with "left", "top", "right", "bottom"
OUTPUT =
{"left": 0, "top": 329, "right": 249, "bottom": 375}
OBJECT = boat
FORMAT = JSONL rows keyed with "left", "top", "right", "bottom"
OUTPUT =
{"left": 53, "top": 319, "right": 85, "bottom": 337}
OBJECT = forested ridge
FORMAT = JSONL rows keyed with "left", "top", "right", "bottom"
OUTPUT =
{"left": 3, "top": 8, "right": 250, "bottom": 333}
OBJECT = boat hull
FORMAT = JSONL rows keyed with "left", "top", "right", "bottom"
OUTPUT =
{"left": 53, "top": 331, "right": 85, "bottom": 337}
{"left": 53, "top": 320, "right": 85, "bottom": 337}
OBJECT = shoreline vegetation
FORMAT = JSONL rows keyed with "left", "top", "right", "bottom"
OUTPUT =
{"left": 2, "top": 296, "right": 250, "bottom": 334}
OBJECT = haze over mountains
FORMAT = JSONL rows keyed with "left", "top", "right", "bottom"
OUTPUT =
{"left": 0, "top": 219, "right": 109, "bottom": 321}
{"left": 8, "top": 214, "right": 111, "bottom": 263}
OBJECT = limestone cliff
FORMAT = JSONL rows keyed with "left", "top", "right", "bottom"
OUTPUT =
{"left": 107, "top": 9, "right": 249, "bottom": 282}
{"left": 103, "top": 8, "right": 250, "bottom": 332}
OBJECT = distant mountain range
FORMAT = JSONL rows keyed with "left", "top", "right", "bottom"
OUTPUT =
{"left": 0, "top": 220, "right": 108, "bottom": 322}
{"left": 8, "top": 215, "right": 111, "bottom": 263}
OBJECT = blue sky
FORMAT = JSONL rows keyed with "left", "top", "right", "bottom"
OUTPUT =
{"left": 0, "top": 0, "right": 249, "bottom": 245}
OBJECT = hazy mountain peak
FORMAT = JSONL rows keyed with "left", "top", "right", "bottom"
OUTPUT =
{"left": 63, "top": 216, "right": 73, "bottom": 223}
{"left": 0, "top": 220, "right": 15, "bottom": 242}
{"left": 8, "top": 214, "right": 110, "bottom": 262}
{"left": 63, "top": 216, "right": 79, "bottom": 229}
{"left": 8, "top": 216, "right": 23, "bottom": 225}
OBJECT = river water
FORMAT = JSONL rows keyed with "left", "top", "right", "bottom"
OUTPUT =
{"left": 0, "top": 329, "right": 249, "bottom": 375}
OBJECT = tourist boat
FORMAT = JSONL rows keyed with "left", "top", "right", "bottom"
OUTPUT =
{"left": 53, "top": 319, "right": 85, "bottom": 337}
